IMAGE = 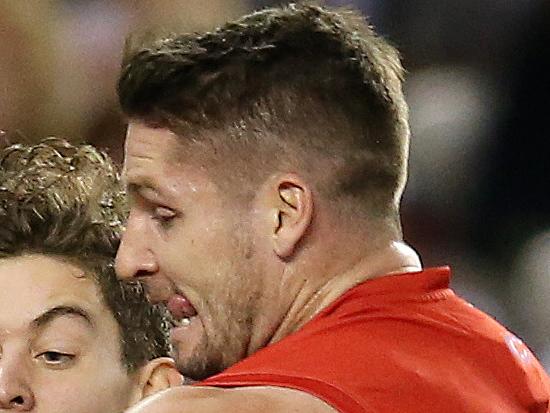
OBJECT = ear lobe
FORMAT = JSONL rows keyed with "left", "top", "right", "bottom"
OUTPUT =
{"left": 131, "top": 357, "right": 183, "bottom": 403}
{"left": 273, "top": 177, "right": 313, "bottom": 259}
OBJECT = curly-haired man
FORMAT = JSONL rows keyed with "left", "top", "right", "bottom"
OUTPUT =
{"left": 0, "top": 138, "right": 182, "bottom": 412}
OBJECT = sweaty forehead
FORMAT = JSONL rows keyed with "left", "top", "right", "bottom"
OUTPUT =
{"left": 124, "top": 121, "right": 225, "bottom": 170}
{"left": 124, "top": 124, "right": 183, "bottom": 183}
{"left": 124, "top": 122, "right": 182, "bottom": 164}
{"left": 124, "top": 122, "right": 223, "bottom": 197}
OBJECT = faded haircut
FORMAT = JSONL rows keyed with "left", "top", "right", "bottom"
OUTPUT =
{"left": 0, "top": 137, "right": 171, "bottom": 372}
{"left": 118, "top": 3, "right": 410, "bottom": 233}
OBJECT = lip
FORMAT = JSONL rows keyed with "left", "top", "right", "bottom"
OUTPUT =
{"left": 138, "top": 276, "right": 175, "bottom": 305}
{"left": 138, "top": 277, "right": 199, "bottom": 324}
{"left": 166, "top": 293, "right": 198, "bottom": 320}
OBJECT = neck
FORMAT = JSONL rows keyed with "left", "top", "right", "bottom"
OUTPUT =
{"left": 268, "top": 240, "right": 422, "bottom": 345}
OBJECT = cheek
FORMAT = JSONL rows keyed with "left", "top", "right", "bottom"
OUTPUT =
{"left": 32, "top": 361, "right": 135, "bottom": 413}
{"left": 162, "top": 223, "right": 238, "bottom": 270}
{"left": 156, "top": 212, "right": 261, "bottom": 303}
{"left": 33, "top": 377, "right": 132, "bottom": 413}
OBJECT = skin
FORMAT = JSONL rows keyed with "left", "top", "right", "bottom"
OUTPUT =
{"left": 117, "top": 122, "right": 422, "bottom": 412}
{"left": 0, "top": 254, "right": 180, "bottom": 412}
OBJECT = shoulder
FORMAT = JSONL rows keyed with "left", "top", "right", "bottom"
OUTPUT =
{"left": 201, "top": 281, "right": 550, "bottom": 411}
{"left": 125, "top": 385, "right": 338, "bottom": 413}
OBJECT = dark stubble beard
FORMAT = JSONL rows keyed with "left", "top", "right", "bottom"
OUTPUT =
{"left": 174, "top": 328, "right": 221, "bottom": 381}
{"left": 176, "top": 239, "right": 261, "bottom": 381}
{"left": 174, "top": 288, "right": 258, "bottom": 381}
{"left": 175, "top": 219, "right": 264, "bottom": 381}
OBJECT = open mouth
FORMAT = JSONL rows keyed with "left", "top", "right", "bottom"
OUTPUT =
{"left": 167, "top": 293, "right": 198, "bottom": 326}
{"left": 166, "top": 293, "right": 205, "bottom": 361}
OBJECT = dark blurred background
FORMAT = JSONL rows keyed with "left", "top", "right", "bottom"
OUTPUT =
{"left": 1, "top": 0, "right": 549, "bottom": 367}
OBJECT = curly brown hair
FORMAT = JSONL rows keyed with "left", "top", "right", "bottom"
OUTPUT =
{"left": 0, "top": 137, "right": 171, "bottom": 372}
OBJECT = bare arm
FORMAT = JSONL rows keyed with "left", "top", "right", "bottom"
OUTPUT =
{"left": 125, "top": 385, "right": 338, "bottom": 413}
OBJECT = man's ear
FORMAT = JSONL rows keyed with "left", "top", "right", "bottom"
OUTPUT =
{"left": 130, "top": 357, "right": 183, "bottom": 403}
{"left": 270, "top": 174, "right": 314, "bottom": 259}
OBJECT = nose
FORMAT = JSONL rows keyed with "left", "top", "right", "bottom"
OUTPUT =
{"left": 115, "top": 213, "right": 158, "bottom": 280}
{"left": 0, "top": 360, "right": 34, "bottom": 411}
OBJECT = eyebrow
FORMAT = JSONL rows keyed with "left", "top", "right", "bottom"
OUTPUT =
{"left": 126, "top": 182, "right": 153, "bottom": 196}
{"left": 31, "top": 305, "right": 94, "bottom": 331}
{"left": 126, "top": 181, "right": 170, "bottom": 205}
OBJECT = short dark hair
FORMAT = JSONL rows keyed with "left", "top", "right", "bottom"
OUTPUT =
{"left": 0, "top": 137, "right": 171, "bottom": 372}
{"left": 118, "top": 4, "right": 409, "bottom": 233}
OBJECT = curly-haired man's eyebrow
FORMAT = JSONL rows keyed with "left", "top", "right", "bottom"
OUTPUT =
{"left": 31, "top": 305, "right": 94, "bottom": 331}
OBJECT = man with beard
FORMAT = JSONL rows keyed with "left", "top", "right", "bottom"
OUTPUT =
{"left": 115, "top": 4, "right": 550, "bottom": 412}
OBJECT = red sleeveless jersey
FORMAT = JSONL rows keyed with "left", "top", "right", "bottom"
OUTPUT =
{"left": 200, "top": 267, "right": 550, "bottom": 412}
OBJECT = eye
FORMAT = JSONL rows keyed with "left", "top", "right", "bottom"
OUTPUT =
{"left": 36, "top": 351, "right": 75, "bottom": 366}
{"left": 152, "top": 206, "right": 177, "bottom": 227}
